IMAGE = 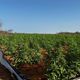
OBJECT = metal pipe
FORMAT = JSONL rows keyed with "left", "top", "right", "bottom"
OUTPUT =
{"left": 0, "top": 51, "right": 26, "bottom": 80}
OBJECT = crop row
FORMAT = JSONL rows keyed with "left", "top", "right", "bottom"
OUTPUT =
{"left": 0, "top": 33, "right": 80, "bottom": 80}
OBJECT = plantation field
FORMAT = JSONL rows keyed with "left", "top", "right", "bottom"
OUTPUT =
{"left": 0, "top": 33, "right": 80, "bottom": 80}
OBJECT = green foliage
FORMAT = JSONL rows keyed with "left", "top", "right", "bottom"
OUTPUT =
{"left": 0, "top": 33, "right": 80, "bottom": 79}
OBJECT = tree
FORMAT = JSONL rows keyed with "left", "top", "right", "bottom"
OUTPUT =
{"left": 0, "top": 21, "right": 3, "bottom": 31}
{"left": 8, "top": 29, "right": 13, "bottom": 33}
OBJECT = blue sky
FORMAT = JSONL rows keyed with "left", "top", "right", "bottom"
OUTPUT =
{"left": 0, "top": 0, "right": 80, "bottom": 33}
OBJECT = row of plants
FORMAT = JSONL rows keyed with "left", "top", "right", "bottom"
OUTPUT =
{"left": 0, "top": 33, "right": 80, "bottom": 79}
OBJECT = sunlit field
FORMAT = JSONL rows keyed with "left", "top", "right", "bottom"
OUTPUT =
{"left": 0, "top": 32, "right": 80, "bottom": 79}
